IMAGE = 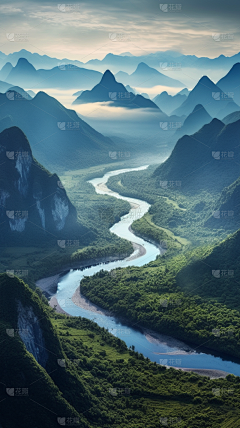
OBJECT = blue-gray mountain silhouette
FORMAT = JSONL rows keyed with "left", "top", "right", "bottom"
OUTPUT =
{"left": 73, "top": 70, "right": 159, "bottom": 109}
{"left": 171, "top": 104, "right": 212, "bottom": 142}
{"left": 0, "top": 90, "right": 116, "bottom": 171}
{"left": 4, "top": 58, "right": 102, "bottom": 90}
{"left": 154, "top": 118, "right": 240, "bottom": 192}
{"left": 115, "top": 62, "right": 184, "bottom": 88}
{"left": 0, "top": 127, "right": 83, "bottom": 245}
{"left": 85, "top": 51, "right": 240, "bottom": 74}
{"left": 153, "top": 90, "right": 188, "bottom": 114}
{"left": 217, "top": 63, "right": 240, "bottom": 106}
{"left": 0, "top": 62, "right": 13, "bottom": 80}
{"left": 172, "top": 76, "right": 239, "bottom": 118}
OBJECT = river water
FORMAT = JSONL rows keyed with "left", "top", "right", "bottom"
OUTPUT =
{"left": 55, "top": 166, "right": 240, "bottom": 376}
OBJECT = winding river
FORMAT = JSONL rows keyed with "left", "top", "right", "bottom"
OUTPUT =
{"left": 53, "top": 166, "right": 240, "bottom": 376}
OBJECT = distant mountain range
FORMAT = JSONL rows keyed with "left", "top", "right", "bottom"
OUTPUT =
{"left": 0, "top": 90, "right": 116, "bottom": 171}
{"left": 83, "top": 51, "right": 240, "bottom": 74}
{"left": 0, "top": 48, "right": 84, "bottom": 69}
{"left": 1, "top": 49, "right": 240, "bottom": 75}
{"left": 172, "top": 75, "right": 239, "bottom": 118}
{"left": 153, "top": 89, "right": 189, "bottom": 114}
{"left": 3, "top": 58, "right": 102, "bottom": 90}
{"left": 0, "top": 127, "right": 83, "bottom": 245}
{"left": 115, "top": 62, "right": 184, "bottom": 88}
{"left": 73, "top": 70, "right": 159, "bottom": 109}
{"left": 154, "top": 118, "right": 240, "bottom": 192}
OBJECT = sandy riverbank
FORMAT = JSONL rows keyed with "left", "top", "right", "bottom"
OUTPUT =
{"left": 126, "top": 242, "right": 146, "bottom": 260}
{"left": 177, "top": 368, "right": 229, "bottom": 379}
{"left": 49, "top": 296, "right": 70, "bottom": 315}
{"left": 72, "top": 285, "right": 112, "bottom": 316}
{"left": 144, "top": 329, "right": 194, "bottom": 354}
{"left": 36, "top": 274, "right": 61, "bottom": 298}
{"left": 143, "top": 329, "right": 229, "bottom": 378}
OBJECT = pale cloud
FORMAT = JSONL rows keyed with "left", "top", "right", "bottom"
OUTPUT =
{"left": 0, "top": 0, "right": 238, "bottom": 60}
{"left": 0, "top": 5, "right": 23, "bottom": 13}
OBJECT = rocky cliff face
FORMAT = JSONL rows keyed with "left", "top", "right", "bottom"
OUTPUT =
{"left": 0, "top": 126, "right": 78, "bottom": 244}
{"left": 17, "top": 300, "right": 48, "bottom": 368}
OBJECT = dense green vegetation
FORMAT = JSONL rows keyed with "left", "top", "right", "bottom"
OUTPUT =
{"left": 107, "top": 165, "right": 238, "bottom": 248}
{"left": 81, "top": 229, "right": 240, "bottom": 359}
{"left": 2, "top": 273, "right": 240, "bottom": 428}
{"left": 0, "top": 274, "right": 88, "bottom": 428}
{"left": 153, "top": 119, "right": 240, "bottom": 194}
{"left": 131, "top": 212, "right": 189, "bottom": 257}
{"left": 207, "top": 176, "right": 240, "bottom": 228}
{"left": 175, "top": 230, "right": 240, "bottom": 307}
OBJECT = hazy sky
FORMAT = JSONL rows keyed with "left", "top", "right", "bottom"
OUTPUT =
{"left": 0, "top": 0, "right": 239, "bottom": 61}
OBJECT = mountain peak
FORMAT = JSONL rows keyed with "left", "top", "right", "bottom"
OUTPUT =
{"left": 34, "top": 90, "right": 62, "bottom": 103}
{"left": 18, "top": 49, "right": 29, "bottom": 54}
{"left": 104, "top": 53, "right": 115, "bottom": 59}
{"left": 192, "top": 104, "right": 208, "bottom": 114}
{"left": 177, "top": 88, "right": 189, "bottom": 96}
{"left": 197, "top": 75, "right": 214, "bottom": 86}
{"left": 231, "top": 62, "right": 240, "bottom": 68}
{"left": 2, "top": 62, "right": 12, "bottom": 69}
{"left": 33, "top": 91, "right": 64, "bottom": 109}
{"left": 101, "top": 69, "right": 116, "bottom": 83}
{"left": 136, "top": 62, "right": 150, "bottom": 71}
{"left": 120, "top": 52, "right": 133, "bottom": 57}
{"left": 227, "top": 62, "right": 240, "bottom": 74}
{"left": 16, "top": 57, "right": 31, "bottom": 66}
{"left": 0, "top": 126, "right": 78, "bottom": 242}
{"left": 15, "top": 57, "right": 36, "bottom": 72}
{"left": 73, "top": 69, "right": 160, "bottom": 110}
{"left": 210, "top": 117, "right": 224, "bottom": 127}
{"left": 2, "top": 125, "right": 26, "bottom": 137}
{"left": 34, "top": 90, "right": 50, "bottom": 100}
{"left": 0, "top": 126, "right": 31, "bottom": 152}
